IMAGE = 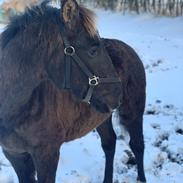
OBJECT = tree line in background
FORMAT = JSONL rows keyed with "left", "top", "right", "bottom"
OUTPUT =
{"left": 77, "top": 0, "right": 183, "bottom": 16}
{"left": 1, "top": 0, "right": 183, "bottom": 17}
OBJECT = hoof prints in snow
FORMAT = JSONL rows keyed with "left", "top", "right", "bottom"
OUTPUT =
{"left": 144, "top": 101, "right": 183, "bottom": 182}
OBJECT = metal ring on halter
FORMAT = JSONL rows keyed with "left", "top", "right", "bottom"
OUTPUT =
{"left": 89, "top": 76, "right": 99, "bottom": 86}
{"left": 64, "top": 46, "right": 75, "bottom": 56}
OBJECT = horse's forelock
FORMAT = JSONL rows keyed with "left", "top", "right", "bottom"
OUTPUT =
{"left": 79, "top": 6, "right": 97, "bottom": 38}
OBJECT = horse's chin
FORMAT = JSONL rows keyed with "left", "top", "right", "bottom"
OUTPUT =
{"left": 90, "top": 98, "right": 111, "bottom": 114}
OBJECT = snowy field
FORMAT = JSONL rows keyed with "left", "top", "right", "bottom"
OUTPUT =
{"left": 0, "top": 9, "right": 183, "bottom": 183}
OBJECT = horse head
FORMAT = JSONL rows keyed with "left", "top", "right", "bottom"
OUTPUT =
{"left": 1, "top": 0, "right": 122, "bottom": 114}
{"left": 47, "top": 0, "right": 122, "bottom": 113}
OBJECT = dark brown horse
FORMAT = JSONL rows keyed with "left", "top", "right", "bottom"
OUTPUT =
{"left": 0, "top": 0, "right": 146, "bottom": 183}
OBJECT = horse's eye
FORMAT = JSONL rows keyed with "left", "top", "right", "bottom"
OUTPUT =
{"left": 88, "top": 46, "right": 99, "bottom": 58}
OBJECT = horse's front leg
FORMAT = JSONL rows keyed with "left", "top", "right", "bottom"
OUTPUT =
{"left": 96, "top": 115, "right": 116, "bottom": 183}
{"left": 31, "top": 144, "right": 60, "bottom": 183}
{"left": 3, "top": 150, "right": 37, "bottom": 183}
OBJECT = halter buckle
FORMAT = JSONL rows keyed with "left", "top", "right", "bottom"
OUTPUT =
{"left": 89, "top": 76, "right": 99, "bottom": 86}
{"left": 64, "top": 46, "right": 75, "bottom": 56}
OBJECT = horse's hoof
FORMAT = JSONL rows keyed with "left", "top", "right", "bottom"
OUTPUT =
{"left": 137, "top": 176, "right": 146, "bottom": 183}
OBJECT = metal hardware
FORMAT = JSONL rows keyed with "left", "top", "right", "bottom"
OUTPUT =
{"left": 64, "top": 46, "right": 75, "bottom": 56}
{"left": 89, "top": 76, "right": 99, "bottom": 86}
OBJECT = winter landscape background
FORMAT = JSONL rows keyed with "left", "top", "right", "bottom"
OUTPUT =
{"left": 0, "top": 0, "right": 183, "bottom": 183}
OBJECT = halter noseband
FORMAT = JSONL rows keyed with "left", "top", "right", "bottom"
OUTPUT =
{"left": 62, "top": 34, "right": 121, "bottom": 103}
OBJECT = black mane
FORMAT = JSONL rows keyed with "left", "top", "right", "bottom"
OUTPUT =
{"left": 1, "top": 1, "right": 61, "bottom": 49}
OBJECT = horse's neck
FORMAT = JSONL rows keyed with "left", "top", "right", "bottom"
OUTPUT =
{"left": 0, "top": 56, "right": 42, "bottom": 123}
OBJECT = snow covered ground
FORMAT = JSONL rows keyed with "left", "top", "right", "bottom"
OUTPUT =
{"left": 0, "top": 9, "right": 183, "bottom": 183}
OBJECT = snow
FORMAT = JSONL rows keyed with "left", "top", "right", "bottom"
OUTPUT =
{"left": 0, "top": 9, "right": 183, "bottom": 183}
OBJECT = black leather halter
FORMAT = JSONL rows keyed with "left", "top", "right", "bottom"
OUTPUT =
{"left": 61, "top": 34, "right": 121, "bottom": 103}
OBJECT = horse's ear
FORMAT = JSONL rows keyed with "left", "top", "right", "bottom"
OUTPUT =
{"left": 61, "top": 0, "right": 80, "bottom": 30}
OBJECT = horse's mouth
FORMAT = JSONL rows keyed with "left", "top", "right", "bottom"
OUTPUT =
{"left": 89, "top": 97, "right": 116, "bottom": 114}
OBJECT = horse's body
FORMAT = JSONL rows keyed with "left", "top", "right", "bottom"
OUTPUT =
{"left": 0, "top": 1, "right": 146, "bottom": 183}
